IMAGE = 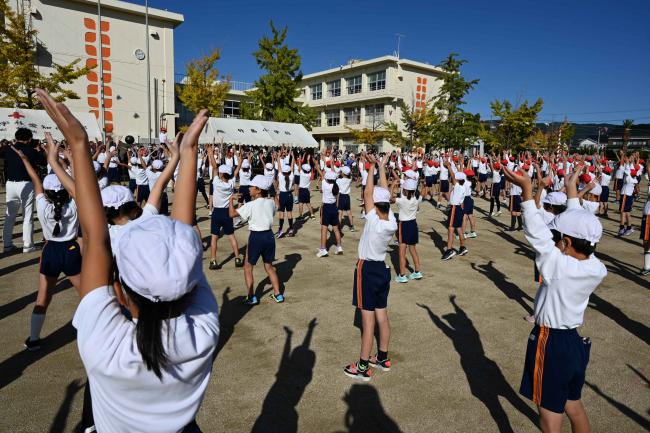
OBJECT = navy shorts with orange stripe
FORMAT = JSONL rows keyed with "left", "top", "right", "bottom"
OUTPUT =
{"left": 398, "top": 219, "right": 418, "bottom": 245}
{"left": 640, "top": 214, "right": 650, "bottom": 241}
{"left": 520, "top": 325, "right": 591, "bottom": 413}
{"left": 352, "top": 260, "right": 390, "bottom": 311}
{"left": 446, "top": 205, "right": 464, "bottom": 228}
{"left": 619, "top": 194, "right": 634, "bottom": 212}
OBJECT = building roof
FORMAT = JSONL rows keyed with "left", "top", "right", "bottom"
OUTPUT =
{"left": 302, "top": 55, "right": 445, "bottom": 80}
{"left": 69, "top": 0, "right": 184, "bottom": 26}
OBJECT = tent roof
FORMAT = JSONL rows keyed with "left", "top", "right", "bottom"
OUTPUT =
{"left": 199, "top": 117, "right": 318, "bottom": 148}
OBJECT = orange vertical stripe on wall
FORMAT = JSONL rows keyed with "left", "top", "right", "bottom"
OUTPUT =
{"left": 87, "top": 84, "right": 98, "bottom": 95}
{"left": 87, "top": 97, "right": 99, "bottom": 108}
{"left": 100, "top": 21, "right": 110, "bottom": 32}
{"left": 85, "top": 45, "right": 97, "bottom": 56}
{"left": 84, "top": 18, "right": 95, "bottom": 30}
{"left": 87, "top": 71, "right": 98, "bottom": 82}
{"left": 85, "top": 32, "right": 96, "bottom": 43}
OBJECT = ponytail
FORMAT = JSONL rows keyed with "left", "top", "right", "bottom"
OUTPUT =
{"left": 45, "top": 190, "right": 71, "bottom": 236}
{"left": 332, "top": 182, "right": 340, "bottom": 196}
{"left": 284, "top": 173, "right": 290, "bottom": 191}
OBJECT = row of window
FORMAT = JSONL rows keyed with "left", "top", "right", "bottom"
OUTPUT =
{"left": 310, "top": 71, "right": 386, "bottom": 100}
{"left": 315, "top": 104, "right": 385, "bottom": 127}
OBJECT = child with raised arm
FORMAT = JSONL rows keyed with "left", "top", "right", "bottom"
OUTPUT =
{"left": 503, "top": 164, "right": 606, "bottom": 433}
{"left": 343, "top": 152, "right": 397, "bottom": 381}
{"left": 441, "top": 160, "right": 467, "bottom": 260}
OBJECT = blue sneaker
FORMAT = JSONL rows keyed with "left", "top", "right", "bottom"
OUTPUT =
{"left": 395, "top": 274, "right": 409, "bottom": 283}
{"left": 408, "top": 271, "right": 423, "bottom": 280}
{"left": 243, "top": 295, "right": 259, "bottom": 305}
{"left": 270, "top": 293, "right": 285, "bottom": 303}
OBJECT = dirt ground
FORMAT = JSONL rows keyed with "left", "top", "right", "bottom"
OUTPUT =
{"left": 0, "top": 183, "right": 648, "bottom": 433}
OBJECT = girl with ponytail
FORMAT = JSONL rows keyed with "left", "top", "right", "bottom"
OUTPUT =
{"left": 11, "top": 133, "right": 81, "bottom": 351}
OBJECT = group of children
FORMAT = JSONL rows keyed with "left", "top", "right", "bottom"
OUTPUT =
{"left": 6, "top": 90, "right": 648, "bottom": 433}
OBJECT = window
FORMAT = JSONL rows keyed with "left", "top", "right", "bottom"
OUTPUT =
{"left": 310, "top": 84, "right": 322, "bottom": 100}
{"left": 315, "top": 112, "right": 322, "bottom": 127}
{"left": 326, "top": 110, "right": 340, "bottom": 127}
{"left": 344, "top": 107, "right": 361, "bottom": 125}
{"left": 346, "top": 75, "right": 362, "bottom": 94}
{"left": 368, "top": 70, "right": 386, "bottom": 91}
{"left": 327, "top": 80, "right": 341, "bottom": 97}
{"left": 365, "top": 104, "right": 384, "bottom": 126}
{"left": 222, "top": 100, "right": 241, "bottom": 118}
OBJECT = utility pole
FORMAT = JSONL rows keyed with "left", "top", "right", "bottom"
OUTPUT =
{"left": 145, "top": 0, "right": 151, "bottom": 143}
{"left": 97, "top": 0, "right": 105, "bottom": 142}
{"left": 395, "top": 33, "right": 405, "bottom": 59}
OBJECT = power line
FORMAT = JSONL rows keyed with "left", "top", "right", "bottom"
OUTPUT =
{"left": 541, "top": 108, "right": 650, "bottom": 116}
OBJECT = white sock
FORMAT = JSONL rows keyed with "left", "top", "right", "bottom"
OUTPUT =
{"left": 644, "top": 252, "right": 650, "bottom": 270}
{"left": 30, "top": 313, "right": 45, "bottom": 341}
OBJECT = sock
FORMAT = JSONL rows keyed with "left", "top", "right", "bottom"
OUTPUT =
{"left": 279, "top": 219, "right": 284, "bottom": 231}
{"left": 620, "top": 224, "right": 625, "bottom": 230}
{"left": 489, "top": 199, "right": 494, "bottom": 214}
{"left": 377, "top": 350, "right": 388, "bottom": 361}
{"left": 358, "top": 358, "right": 369, "bottom": 370}
{"left": 627, "top": 225, "right": 631, "bottom": 230}
{"left": 510, "top": 216, "right": 516, "bottom": 229}
{"left": 288, "top": 218, "right": 293, "bottom": 229}
{"left": 645, "top": 252, "right": 650, "bottom": 270}
{"left": 517, "top": 216, "right": 523, "bottom": 228}
{"left": 30, "top": 313, "right": 45, "bottom": 341}
{"left": 496, "top": 200, "right": 501, "bottom": 211}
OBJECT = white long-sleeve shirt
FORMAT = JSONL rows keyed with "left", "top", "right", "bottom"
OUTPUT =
{"left": 522, "top": 199, "right": 607, "bottom": 329}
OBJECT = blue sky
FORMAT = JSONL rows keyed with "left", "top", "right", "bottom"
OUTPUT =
{"left": 134, "top": 0, "right": 650, "bottom": 124}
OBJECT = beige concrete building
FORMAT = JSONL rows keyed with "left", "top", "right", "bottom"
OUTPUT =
{"left": 10, "top": 0, "right": 183, "bottom": 141}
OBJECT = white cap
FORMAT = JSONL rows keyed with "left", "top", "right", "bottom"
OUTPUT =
{"left": 218, "top": 164, "right": 232, "bottom": 175}
{"left": 301, "top": 163, "right": 311, "bottom": 172}
{"left": 403, "top": 178, "right": 418, "bottom": 191}
{"left": 152, "top": 160, "right": 164, "bottom": 170}
{"left": 325, "top": 171, "right": 338, "bottom": 180}
{"left": 115, "top": 215, "right": 203, "bottom": 302}
{"left": 549, "top": 208, "right": 603, "bottom": 245}
{"left": 43, "top": 174, "right": 63, "bottom": 191}
{"left": 130, "top": 157, "right": 138, "bottom": 165}
{"left": 404, "top": 169, "right": 417, "bottom": 179}
{"left": 251, "top": 175, "right": 271, "bottom": 190}
{"left": 455, "top": 172, "right": 467, "bottom": 181}
{"left": 101, "top": 185, "right": 135, "bottom": 208}
{"left": 93, "top": 161, "right": 101, "bottom": 173}
{"left": 373, "top": 186, "right": 391, "bottom": 203}
{"left": 242, "top": 160, "right": 250, "bottom": 169}
{"left": 265, "top": 162, "right": 273, "bottom": 170}
{"left": 542, "top": 192, "right": 567, "bottom": 206}
{"left": 281, "top": 164, "right": 292, "bottom": 173}
{"left": 341, "top": 166, "right": 351, "bottom": 175}
{"left": 109, "top": 146, "right": 116, "bottom": 152}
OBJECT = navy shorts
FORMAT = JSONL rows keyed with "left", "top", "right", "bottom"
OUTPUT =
{"left": 136, "top": 184, "right": 149, "bottom": 203}
{"left": 398, "top": 219, "right": 418, "bottom": 245}
{"left": 640, "top": 215, "right": 650, "bottom": 241}
{"left": 278, "top": 191, "right": 294, "bottom": 212}
{"left": 128, "top": 179, "right": 137, "bottom": 193}
{"left": 614, "top": 178, "right": 623, "bottom": 191}
{"left": 298, "top": 187, "right": 311, "bottom": 204}
{"left": 40, "top": 240, "right": 81, "bottom": 277}
{"left": 293, "top": 175, "right": 300, "bottom": 185}
{"left": 492, "top": 183, "right": 501, "bottom": 197}
{"left": 462, "top": 196, "right": 474, "bottom": 215}
{"left": 268, "top": 184, "right": 276, "bottom": 198}
{"left": 447, "top": 205, "right": 464, "bottom": 228}
{"left": 209, "top": 180, "right": 214, "bottom": 196}
{"left": 239, "top": 185, "right": 251, "bottom": 204}
{"left": 352, "top": 259, "right": 390, "bottom": 311}
{"left": 160, "top": 192, "right": 169, "bottom": 216}
{"left": 440, "top": 179, "right": 450, "bottom": 193}
{"left": 520, "top": 326, "right": 591, "bottom": 413}
{"left": 478, "top": 173, "right": 488, "bottom": 183}
{"left": 321, "top": 202, "right": 339, "bottom": 227}
{"left": 432, "top": 174, "right": 439, "bottom": 184}
{"left": 500, "top": 177, "right": 506, "bottom": 189}
{"left": 211, "top": 207, "right": 234, "bottom": 236}
{"left": 197, "top": 177, "right": 206, "bottom": 194}
{"left": 599, "top": 185, "right": 609, "bottom": 203}
{"left": 425, "top": 176, "right": 434, "bottom": 187}
{"left": 338, "top": 193, "right": 351, "bottom": 211}
{"left": 510, "top": 195, "right": 522, "bottom": 212}
{"left": 247, "top": 230, "right": 275, "bottom": 265}
{"left": 620, "top": 194, "right": 634, "bottom": 212}
{"left": 107, "top": 167, "right": 119, "bottom": 183}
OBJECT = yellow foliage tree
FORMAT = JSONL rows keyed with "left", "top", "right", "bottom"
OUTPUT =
{"left": 176, "top": 49, "right": 230, "bottom": 117}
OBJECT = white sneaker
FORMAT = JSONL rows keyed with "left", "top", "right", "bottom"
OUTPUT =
{"left": 316, "top": 248, "right": 329, "bottom": 258}
{"left": 22, "top": 246, "right": 36, "bottom": 253}
{"left": 335, "top": 245, "right": 344, "bottom": 255}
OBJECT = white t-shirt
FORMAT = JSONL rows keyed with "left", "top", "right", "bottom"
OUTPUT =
{"left": 146, "top": 169, "right": 162, "bottom": 192}
{"left": 36, "top": 194, "right": 78, "bottom": 241}
{"left": 395, "top": 194, "right": 421, "bottom": 221}
{"left": 337, "top": 177, "right": 352, "bottom": 195}
{"left": 358, "top": 208, "right": 397, "bottom": 261}
{"left": 212, "top": 178, "right": 234, "bottom": 208}
{"left": 299, "top": 172, "right": 311, "bottom": 189}
{"left": 72, "top": 281, "right": 219, "bottom": 433}
{"left": 492, "top": 169, "right": 501, "bottom": 183}
{"left": 321, "top": 181, "right": 337, "bottom": 204}
{"left": 277, "top": 172, "right": 294, "bottom": 192}
{"left": 449, "top": 183, "right": 465, "bottom": 205}
{"left": 239, "top": 170, "right": 251, "bottom": 187}
{"left": 237, "top": 197, "right": 276, "bottom": 231}
{"left": 621, "top": 174, "right": 637, "bottom": 196}
{"left": 98, "top": 176, "right": 109, "bottom": 190}
{"left": 600, "top": 173, "right": 611, "bottom": 186}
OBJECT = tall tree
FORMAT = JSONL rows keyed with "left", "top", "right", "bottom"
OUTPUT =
{"left": 622, "top": 118, "right": 634, "bottom": 152}
{"left": 484, "top": 98, "right": 544, "bottom": 150}
{"left": 241, "top": 22, "right": 315, "bottom": 127}
{"left": 429, "top": 53, "right": 481, "bottom": 150}
{"left": 0, "top": 0, "right": 89, "bottom": 108}
{"left": 384, "top": 100, "right": 435, "bottom": 149}
{"left": 176, "top": 49, "right": 230, "bottom": 116}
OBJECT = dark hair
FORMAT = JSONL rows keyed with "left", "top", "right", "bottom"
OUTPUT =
{"left": 15, "top": 128, "right": 33, "bottom": 142}
{"left": 566, "top": 236, "right": 596, "bottom": 256}
{"left": 284, "top": 172, "right": 290, "bottom": 191}
{"left": 259, "top": 189, "right": 269, "bottom": 198}
{"left": 543, "top": 203, "right": 566, "bottom": 215}
{"left": 375, "top": 202, "right": 390, "bottom": 214}
{"left": 404, "top": 189, "right": 420, "bottom": 200}
{"left": 327, "top": 179, "right": 339, "bottom": 195}
{"left": 105, "top": 201, "right": 143, "bottom": 225}
{"left": 221, "top": 172, "right": 232, "bottom": 181}
{"left": 44, "top": 189, "right": 71, "bottom": 236}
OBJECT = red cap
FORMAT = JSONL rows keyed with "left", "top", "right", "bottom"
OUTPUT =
{"left": 427, "top": 160, "right": 434, "bottom": 167}
{"left": 588, "top": 166, "right": 595, "bottom": 172}
{"left": 364, "top": 162, "right": 372, "bottom": 170}
{"left": 453, "top": 156, "right": 459, "bottom": 162}
{"left": 557, "top": 169, "right": 565, "bottom": 176}
{"left": 433, "top": 161, "right": 440, "bottom": 168}
{"left": 160, "top": 127, "right": 167, "bottom": 132}
{"left": 580, "top": 174, "right": 591, "bottom": 184}
{"left": 567, "top": 157, "right": 574, "bottom": 163}
{"left": 509, "top": 156, "right": 515, "bottom": 161}
{"left": 493, "top": 162, "right": 501, "bottom": 170}
{"left": 603, "top": 166, "right": 612, "bottom": 174}
{"left": 464, "top": 169, "right": 475, "bottom": 177}
{"left": 335, "top": 161, "right": 341, "bottom": 167}
{"left": 501, "top": 159, "right": 508, "bottom": 165}
{"left": 640, "top": 159, "right": 645, "bottom": 164}
{"left": 522, "top": 164, "right": 530, "bottom": 170}
{"left": 634, "top": 164, "right": 641, "bottom": 171}
{"left": 586, "top": 156, "right": 593, "bottom": 161}
{"left": 480, "top": 157, "right": 487, "bottom": 163}
{"left": 326, "top": 161, "right": 331, "bottom": 167}
{"left": 600, "top": 158, "right": 608, "bottom": 164}
{"left": 631, "top": 169, "right": 638, "bottom": 177}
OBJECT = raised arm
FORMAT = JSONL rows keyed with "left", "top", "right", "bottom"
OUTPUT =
{"left": 378, "top": 153, "right": 389, "bottom": 188}
{"left": 445, "top": 160, "right": 456, "bottom": 185}
{"left": 148, "top": 133, "right": 181, "bottom": 211}
{"left": 313, "top": 155, "right": 324, "bottom": 178}
{"left": 363, "top": 152, "right": 376, "bottom": 213}
{"left": 171, "top": 110, "right": 209, "bottom": 225}
{"left": 233, "top": 148, "right": 244, "bottom": 179}
{"left": 37, "top": 88, "right": 110, "bottom": 298}
{"left": 44, "top": 133, "right": 76, "bottom": 198}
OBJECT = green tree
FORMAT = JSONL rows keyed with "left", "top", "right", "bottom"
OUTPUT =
{"left": 175, "top": 49, "right": 230, "bottom": 116}
{"left": 0, "top": 0, "right": 90, "bottom": 108}
{"left": 622, "top": 118, "right": 634, "bottom": 152}
{"left": 241, "top": 21, "right": 315, "bottom": 127}
{"left": 384, "top": 100, "right": 435, "bottom": 149}
{"left": 485, "top": 98, "right": 544, "bottom": 150}
{"left": 429, "top": 53, "right": 481, "bottom": 150}
{"left": 347, "top": 127, "right": 385, "bottom": 148}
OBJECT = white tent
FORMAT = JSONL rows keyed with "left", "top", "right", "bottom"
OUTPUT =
{"left": 0, "top": 107, "right": 102, "bottom": 141}
{"left": 199, "top": 117, "right": 318, "bottom": 148}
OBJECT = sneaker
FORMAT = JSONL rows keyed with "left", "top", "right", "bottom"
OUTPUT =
{"left": 391, "top": 239, "right": 399, "bottom": 246}
{"left": 624, "top": 228, "right": 634, "bottom": 236}
{"left": 343, "top": 362, "right": 372, "bottom": 381}
{"left": 243, "top": 295, "right": 259, "bottom": 305}
{"left": 454, "top": 235, "right": 459, "bottom": 241}
{"left": 3, "top": 245, "right": 16, "bottom": 253}
{"left": 640, "top": 268, "right": 650, "bottom": 276}
{"left": 270, "top": 293, "right": 285, "bottom": 303}
{"left": 22, "top": 246, "right": 36, "bottom": 253}
{"left": 234, "top": 256, "right": 245, "bottom": 268}
{"left": 458, "top": 246, "right": 469, "bottom": 256}
{"left": 349, "top": 225, "right": 355, "bottom": 232}
{"left": 24, "top": 337, "right": 41, "bottom": 351}
{"left": 293, "top": 197, "right": 299, "bottom": 204}
{"left": 309, "top": 215, "right": 316, "bottom": 220}
{"left": 442, "top": 249, "right": 457, "bottom": 261}
{"left": 408, "top": 271, "right": 423, "bottom": 280}
{"left": 368, "top": 355, "right": 392, "bottom": 371}
{"left": 617, "top": 228, "right": 625, "bottom": 236}
{"left": 316, "top": 248, "right": 329, "bottom": 258}
{"left": 287, "top": 229, "right": 295, "bottom": 237}
{"left": 495, "top": 211, "right": 502, "bottom": 216}
{"left": 209, "top": 260, "right": 220, "bottom": 270}
{"left": 335, "top": 245, "right": 344, "bottom": 255}
{"left": 466, "top": 231, "right": 477, "bottom": 239}
{"left": 360, "top": 213, "right": 365, "bottom": 219}
{"left": 395, "top": 274, "right": 409, "bottom": 283}
{"left": 276, "top": 230, "right": 285, "bottom": 239}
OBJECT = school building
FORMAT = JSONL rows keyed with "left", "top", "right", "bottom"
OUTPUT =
{"left": 6, "top": 0, "right": 183, "bottom": 140}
